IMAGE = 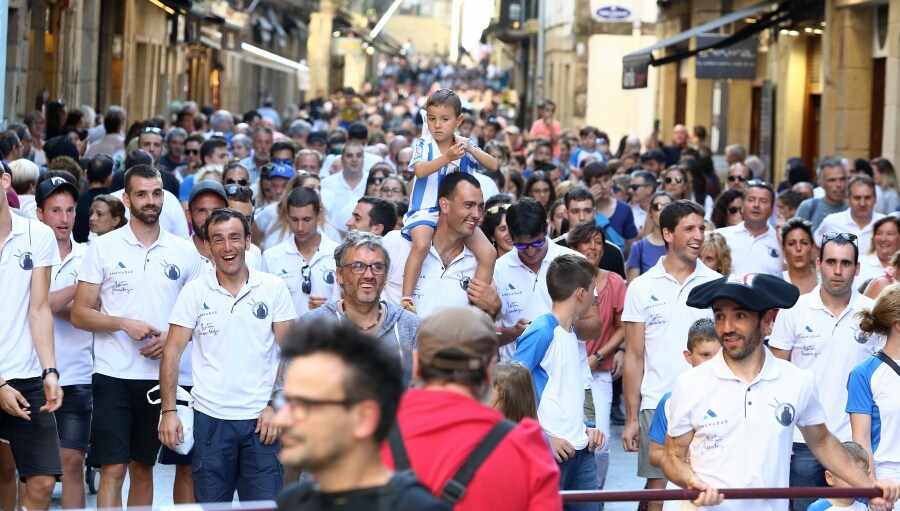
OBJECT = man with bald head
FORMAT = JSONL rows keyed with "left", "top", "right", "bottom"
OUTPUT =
{"left": 388, "top": 136, "right": 410, "bottom": 172}
{"left": 662, "top": 124, "right": 689, "bottom": 166}
{"left": 396, "top": 147, "right": 414, "bottom": 182}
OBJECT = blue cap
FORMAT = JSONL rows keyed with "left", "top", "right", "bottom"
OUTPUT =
{"left": 266, "top": 163, "right": 295, "bottom": 180}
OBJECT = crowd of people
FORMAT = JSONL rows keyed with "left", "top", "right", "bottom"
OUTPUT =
{"left": 2, "top": 77, "right": 900, "bottom": 511}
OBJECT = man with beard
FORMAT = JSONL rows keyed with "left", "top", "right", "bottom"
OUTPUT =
{"left": 769, "top": 233, "right": 884, "bottom": 511}
{"left": 72, "top": 165, "right": 203, "bottom": 508}
{"left": 660, "top": 273, "right": 900, "bottom": 511}
{"left": 160, "top": 208, "right": 294, "bottom": 502}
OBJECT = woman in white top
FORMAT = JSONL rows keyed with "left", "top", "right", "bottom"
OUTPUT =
{"left": 873, "top": 158, "right": 900, "bottom": 215}
{"left": 857, "top": 216, "right": 900, "bottom": 291}
{"left": 781, "top": 217, "right": 819, "bottom": 295}
{"left": 252, "top": 173, "right": 340, "bottom": 250}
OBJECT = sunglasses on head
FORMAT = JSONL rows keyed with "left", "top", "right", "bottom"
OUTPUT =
{"left": 514, "top": 238, "right": 547, "bottom": 251}
{"left": 822, "top": 232, "right": 858, "bottom": 244}
{"left": 141, "top": 126, "right": 162, "bottom": 135}
{"left": 486, "top": 203, "right": 510, "bottom": 215}
{"left": 225, "top": 178, "right": 249, "bottom": 186}
{"left": 663, "top": 177, "right": 685, "bottom": 185}
{"left": 728, "top": 175, "right": 749, "bottom": 183}
{"left": 747, "top": 179, "right": 773, "bottom": 190}
{"left": 225, "top": 184, "right": 253, "bottom": 196}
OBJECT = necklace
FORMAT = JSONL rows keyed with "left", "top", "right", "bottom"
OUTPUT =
{"left": 340, "top": 300, "right": 383, "bottom": 331}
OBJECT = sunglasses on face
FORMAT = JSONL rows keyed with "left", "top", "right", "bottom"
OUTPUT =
{"left": 225, "top": 178, "right": 249, "bottom": 186}
{"left": 301, "top": 265, "right": 312, "bottom": 294}
{"left": 663, "top": 177, "right": 685, "bottom": 185}
{"left": 728, "top": 175, "right": 749, "bottom": 183}
{"left": 651, "top": 202, "right": 670, "bottom": 212}
{"left": 728, "top": 206, "right": 741, "bottom": 215}
{"left": 186, "top": 149, "right": 200, "bottom": 155}
{"left": 371, "top": 177, "right": 385, "bottom": 184}
{"left": 822, "top": 232, "right": 858, "bottom": 244}
{"left": 514, "top": 238, "right": 547, "bottom": 251}
{"left": 629, "top": 183, "right": 650, "bottom": 191}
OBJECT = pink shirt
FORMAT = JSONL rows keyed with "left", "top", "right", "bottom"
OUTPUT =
{"left": 528, "top": 119, "right": 562, "bottom": 156}
{"left": 585, "top": 271, "right": 626, "bottom": 371}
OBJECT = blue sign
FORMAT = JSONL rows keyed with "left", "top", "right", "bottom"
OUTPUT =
{"left": 596, "top": 6, "right": 631, "bottom": 20}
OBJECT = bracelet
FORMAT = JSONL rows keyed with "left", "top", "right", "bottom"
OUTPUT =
{"left": 0, "top": 382, "right": 8, "bottom": 390}
{"left": 160, "top": 409, "right": 177, "bottom": 415}
{"left": 616, "top": 346, "right": 626, "bottom": 353}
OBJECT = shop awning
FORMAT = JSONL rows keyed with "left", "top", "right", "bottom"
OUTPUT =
{"left": 240, "top": 42, "right": 311, "bottom": 91}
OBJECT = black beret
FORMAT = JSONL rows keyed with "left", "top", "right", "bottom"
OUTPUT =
{"left": 687, "top": 273, "right": 800, "bottom": 313}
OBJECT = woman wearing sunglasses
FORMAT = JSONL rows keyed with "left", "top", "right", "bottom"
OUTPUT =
{"left": 625, "top": 192, "right": 673, "bottom": 282}
{"left": 710, "top": 189, "right": 744, "bottom": 229}
{"left": 365, "top": 164, "right": 392, "bottom": 197}
{"left": 660, "top": 166, "right": 690, "bottom": 201}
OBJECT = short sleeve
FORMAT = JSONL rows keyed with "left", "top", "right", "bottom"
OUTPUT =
{"left": 666, "top": 376, "right": 696, "bottom": 438}
{"left": 31, "top": 222, "right": 60, "bottom": 268}
{"left": 845, "top": 362, "right": 875, "bottom": 415}
{"left": 168, "top": 282, "right": 200, "bottom": 329}
{"left": 621, "top": 280, "right": 646, "bottom": 323}
{"left": 272, "top": 277, "right": 298, "bottom": 323}
{"left": 767, "top": 303, "right": 798, "bottom": 351}
{"left": 78, "top": 239, "right": 105, "bottom": 285}
{"left": 611, "top": 273, "right": 626, "bottom": 314}
{"left": 619, "top": 203, "right": 638, "bottom": 240}
{"left": 648, "top": 393, "right": 670, "bottom": 444}
{"left": 625, "top": 239, "right": 643, "bottom": 270}
{"left": 410, "top": 138, "right": 427, "bottom": 170}
{"left": 512, "top": 324, "right": 554, "bottom": 373}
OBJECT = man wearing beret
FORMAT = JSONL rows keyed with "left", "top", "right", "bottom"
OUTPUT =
{"left": 660, "top": 273, "right": 900, "bottom": 511}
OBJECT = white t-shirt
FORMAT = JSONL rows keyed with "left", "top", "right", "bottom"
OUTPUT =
{"left": 78, "top": 226, "right": 204, "bottom": 380}
{"left": 622, "top": 257, "right": 721, "bottom": 410}
{"left": 717, "top": 222, "right": 783, "bottom": 276}
{"left": 0, "top": 213, "right": 59, "bottom": 379}
{"left": 168, "top": 269, "right": 296, "bottom": 420}
{"left": 261, "top": 234, "right": 341, "bottom": 318}
{"left": 109, "top": 188, "right": 190, "bottom": 239}
{"left": 632, "top": 203, "right": 648, "bottom": 234}
{"left": 254, "top": 199, "right": 340, "bottom": 250}
{"left": 813, "top": 209, "right": 885, "bottom": 255}
{"left": 50, "top": 241, "right": 93, "bottom": 386}
{"left": 381, "top": 230, "right": 476, "bottom": 318}
{"left": 769, "top": 288, "right": 883, "bottom": 442}
{"left": 663, "top": 350, "right": 826, "bottom": 511}
{"left": 320, "top": 171, "right": 368, "bottom": 230}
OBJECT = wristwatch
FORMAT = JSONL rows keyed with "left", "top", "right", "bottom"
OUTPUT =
{"left": 42, "top": 368, "right": 60, "bottom": 380}
{"left": 593, "top": 352, "right": 605, "bottom": 364}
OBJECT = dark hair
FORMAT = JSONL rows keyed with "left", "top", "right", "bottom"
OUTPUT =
{"left": 125, "top": 150, "right": 153, "bottom": 171}
{"left": 200, "top": 137, "right": 228, "bottom": 164}
{"left": 86, "top": 154, "right": 114, "bottom": 183}
{"left": 280, "top": 320, "right": 404, "bottom": 443}
{"left": 780, "top": 217, "right": 813, "bottom": 248}
{"left": 44, "top": 136, "right": 79, "bottom": 162}
{"left": 659, "top": 199, "right": 705, "bottom": 246}
{"left": 855, "top": 159, "right": 873, "bottom": 177}
{"left": 438, "top": 171, "right": 480, "bottom": 200}
{"left": 92, "top": 194, "right": 128, "bottom": 228}
{"left": 777, "top": 190, "right": 803, "bottom": 212}
{"left": 711, "top": 189, "right": 745, "bottom": 229}
{"left": 567, "top": 220, "right": 606, "bottom": 247}
{"left": 821, "top": 233, "right": 860, "bottom": 264}
{"left": 242, "top": 110, "right": 261, "bottom": 123}
{"left": 426, "top": 88, "right": 463, "bottom": 117}
{"left": 686, "top": 318, "right": 718, "bottom": 351}
{"left": 481, "top": 196, "right": 513, "bottom": 245}
{"left": 484, "top": 169, "right": 505, "bottom": 190}
{"left": 523, "top": 171, "right": 556, "bottom": 210}
{"left": 204, "top": 207, "right": 251, "bottom": 239}
{"left": 546, "top": 254, "right": 597, "bottom": 302}
{"left": 506, "top": 198, "right": 548, "bottom": 239}
{"left": 506, "top": 170, "right": 525, "bottom": 198}
{"left": 563, "top": 186, "right": 595, "bottom": 209}
{"left": 579, "top": 125, "right": 599, "bottom": 138}
{"left": 103, "top": 106, "right": 125, "bottom": 134}
{"left": 357, "top": 196, "right": 397, "bottom": 233}
{"left": 47, "top": 156, "right": 84, "bottom": 191}
{"left": 632, "top": 170, "right": 658, "bottom": 192}
{"left": 681, "top": 158, "right": 708, "bottom": 205}
{"left": 0, "top": 130, "right": 20, "bottom": 158}
{"left": 123, "top": 164, "right": 161, "bottom": 193}
{"left": 271, "top": 140, "right": 297, "bottom": 159}
{"left": 286, "top": 186, "right": 321, "bottom": 215}
{"left": 583, "top": 162, "right": 610, "bottom": 185}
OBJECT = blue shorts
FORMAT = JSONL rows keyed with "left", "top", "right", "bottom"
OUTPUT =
{"left": 400, "top": 209, "right": 439, "bottom": 241}
{"left": 0, "top": 377, "right": 63, "bottom": 480}
{"left": 55, "top": 383, "right": 92, "bottom": 453}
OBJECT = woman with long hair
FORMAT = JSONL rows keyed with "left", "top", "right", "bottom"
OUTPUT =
{"left": 481, "top": 195, "right": 515, "bottom": 258}
{"left": 682, "top": 158, "right": 713, "bottom": 214}
{"left": 547, "top": 198, "right": 567, "bottom": 239}
{"left": 872, "top": 158, "right": 900, "bottom": 214}
{"left": 523, "top": 170, "right": 556, "bottom": 211}
{"left": 491, "top": 362, "right": 538, "bottom": 422}
{"left": 781, "top": 218, "right": 819, "bottom": 295}
{"left": 660, "top": 166, "right": 689, "bottom": 201}
{"left": 857, "top": 216, "right": 900, "bottom": 291}
{"left": 699, "top": 231, "right": 732, "bottom": 275}
{"left": 710, "top": 190, "right": 744, "bottom": 229}
{"left": 625, "top": 192, "right": 674, "bottom": 281}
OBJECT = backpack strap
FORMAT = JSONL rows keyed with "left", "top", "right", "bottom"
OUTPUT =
{"left": 808, "top": 198, "right": 819, "bottom": 221}
{"left": 875, "top": 350, "right": 900, "bottom": 378}
{"left": 439, "top": 419, "right": 516, "bottom": 504}
{"left": 387, "top": 421, "right": 412, "bottom": 472}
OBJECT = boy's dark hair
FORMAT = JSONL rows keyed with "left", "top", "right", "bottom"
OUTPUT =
{"left": 686, "top": 318, "right": 718, "bottom": 351}
{"left": 281, "top": 319, "right": 404, "bottom": 443}
{"left": 357, "top": 196, "right": 397, "bottom": 233}
{"left": 123, "top": 165, "right": 161, "bottom": 193}
{"left": 271, "top": 140, "right": 298, "bottom": 159}
{"left": 204, "top": 207, "right": 251, "bottom": 239}
{"left": 546, "top": 254, "right": 597, "bottom": 302}
{"left": 583, "top": 162, "right": 611, "bottom": 184}
{"left": 659, "top": 200, "right": 705, "bottom": 247}
{"left": 564, "top": 186, "right": 595, "bottom": 209}
{"left": 426, "top": 88, "right": 463, "bottom": 117}
{"left": 86, "top": 154, "right": 115, "bottom": 184}
{"left": 200, "top": 137, "right": 228, "bottom": 164}
{"left": 506, "top": 198, "right": 547, "bottom": 239}
{"left": 438, "top": 171, "right": 480, "bottom": 200}
{"left": 579, "top": 126, "right": 599, "bottom": 138}
{"left": 286, "top": 187, "right": 321, "bottom": 215}
{"left": 125, "top": 150, "right": 153, "bottom": 172}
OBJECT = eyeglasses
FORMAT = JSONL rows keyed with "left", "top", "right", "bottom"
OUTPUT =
{"left": 141, "top": 126, "right": 162, "bottom": 135}
{"left": 225, "top": 178, "right": 249, "bottom": 186}
{"left": 381, "top": 187, "right": 404, "bottom": 196}
{"left": 514, "top": 238, "right": 547, "bottom": 250}
{"left": 663, "top": 177, "right": 685, "bottom": 185}
{"left": 822, "top": 232, "right": 858, "bottom": 244}
{"left": 728, "top": 175, "right": 749, "bottom": 183}
{"left": 651, "top": 202, "right": 670, "bottom": 212}
{"left": 728, "top": 206, "right": 741, "bottom": 215}
{"left": 186, "top": 149, "right": 200, "bottom": 155}
{"left": 272, "top": 393, "right": 360, "bottom": 416}
{"left": 301, "top": 265, "right": 312, "bottom": 294}
{"left": 629, "top": 183, "right": 650, "bottom": 191}
{"left": 342, "top": 262, "right": 387, "bottom": 275}
{"left": 486, "top": 203, "right": 510, "bottom": 215}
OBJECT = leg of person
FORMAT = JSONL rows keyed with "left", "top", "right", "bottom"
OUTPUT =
{"left": 400, "top": 222, "right": 436, "bottom": 307}
{"left": 4, "top": 378, "right": 63, "bottom": 511}
{"left": 192, "top": 411, "right": 240, "bottom": 503}
{"left": 789, "top": 442, "right": 826, "bottom": 511}
{"left": 638, "top": 409, "right": 666, "bottom": 511}
{"left": 463, "top": 225, "right": 497, "bottom": 285}
{"left": 126, "top": 379, "right": 164, "bottom": 507}
{"left": 173, "top": 465, "right": 194, "bottom": 504}
{"left": 90, "top": 374, "right": 133, "bottom": 509}
{"left": 0, "top": 441, "right": 17, "bottom": 511}
{"left": 55, "top": 384, "right": 92, "bottom": 509}
{"left": 235, "top": 418, "right": 283, "bottom": 501}
{"left": 591, "top": 371, "right": 613, "bottom": 490}
{"left": 562, "top": 447, "right": 600, "bottom": 511}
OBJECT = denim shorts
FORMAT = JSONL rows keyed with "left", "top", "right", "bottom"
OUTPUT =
{"left": 0, "top": 377, "right": 63, "bottom": 480}
{"left": 55, "top": 383, "right": 92, "bottom": 453}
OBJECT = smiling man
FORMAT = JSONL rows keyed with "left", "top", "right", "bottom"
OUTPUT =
{"left": 621, "top": 200, "right": 721, "bottom": 509}
{"left": 718, "top": 180, "right": 782, "bottom": 276}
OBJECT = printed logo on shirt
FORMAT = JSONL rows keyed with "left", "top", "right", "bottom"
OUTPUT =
{"left": 117, "top": 262, "right": 127, "bottom": 269}
{"left": 199, "top": 321, "right": 220, "bottom": 336}
{"left": 250, "top": 299, "right": 269, "bottom": 320}
{"left": 767, "top": 247, "right": 779, "bottom": 258}
{"left": 15, "top": 250, "right": 34, "bottom": 270}
{"left": 161, "top": 261, "right": 182, "bottom": 281}
{"left": 646, "top": 295, "right": 666, "bottom": 309}
{"left": 507, "top": 283, "right": 516, "bottom": 290}
{"left": 321, "top": 268, "right": 336, "bottom": 284}
{"left": 111, "top": 261, "right": 133, "bottom": 277}
{"left": 771, "top": 399, "right": 796, "bottom": 426}
{"left": 804, "top": 325, "right": 813, "bottom": 333}
{"left": 851, "top": 326, "right": 870, "bottom": 344}
{"left": 703, "top": 409, "right": 718, "bottom": 420}
{"left": 459, "top": 276, "right": 471, "bottom": 291}
{"left": 200, "top": 302, "right": 217, "bottom": 318}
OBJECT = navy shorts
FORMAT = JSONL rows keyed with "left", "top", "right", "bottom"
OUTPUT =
{"left": 55, "top": 384, "right": 92, "bottom": 453}
{"left": 89, "top": 374, "right": 161, "bottom": 467}
{"left": 0, "top": 377, "right": 63, "bottom": 480}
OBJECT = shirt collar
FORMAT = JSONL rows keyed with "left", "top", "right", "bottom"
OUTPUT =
{"left": 9, "top": 210, "right": 28, "bottom": 235}
{"left": 808, "top": 285, "right": 865, "bottom": 317}
{"left": 204, "top": 266, "right": 262, "bottom": 293}
{"left": 710, "top": 347, "right": 780, "bottom": 383}
{"left": 648, "top": 255, "right": 719, "bottom": 281}
{"left": 121, "top": 224, "right": 172, "bottom": 248}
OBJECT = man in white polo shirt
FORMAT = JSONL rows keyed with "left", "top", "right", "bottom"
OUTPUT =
{"left": 36, "top": 175, "right": 93, "bottom": 508}
{"left": 769, "top": 233, "right": 883, "bottom": 511}
{"left": 621, "top": 200, "right": 721, "bottom": 509}
{"left": 321, "top": 141, "right": 367, "bottom": 231}
{"left": 160, "top": 208, "right": 295, "bottom": 502}
{"left": 0, "top": 161, "right": 63, "bottom": 511}
{"left": 814, "top": 175, "right": 884, "bottom": 256}
{"left": 381, "top": 172, "right": 500, "bottom": 318}
{"left": 261, "top": 187, "right": 341, "bottom": 317}
{"left": 72, "top": 165, "right": 203, "bottom": 508}
{"left": 661, "top": 273, "right": 899, "bottom": 511}
{"left": 718, "top": 180, "right": 781, "bottom": 276}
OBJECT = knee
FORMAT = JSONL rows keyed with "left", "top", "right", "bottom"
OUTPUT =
{"left": 24, "top": 475, "right": 56, "bottom": 495}
{"left": 100, "top": 464, "right": 127, "bottom": 482}
{"left": 128, "top": 463, "right": 154, "bottom": 482}
{"left": 61, "top": 451, "right": 85, "bottom": 475}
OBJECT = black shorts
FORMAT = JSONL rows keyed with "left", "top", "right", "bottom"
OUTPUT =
{"left": 0, "top": 377, "right": 63, "bottom": 480}
{"left": 89, "top": 374, "right": 161, "bottom": 467}
{"left": 158, "top": 385, "right": 193, "bottom": 466}
{"left": 55, "top": 384, "right": 92, "bottom": 453}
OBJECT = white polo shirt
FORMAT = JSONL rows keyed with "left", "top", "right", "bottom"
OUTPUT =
{"left": 0, "top": 213, "right": 59, "bottom": 379}
{"left": 768, "top": 288, "right": 883, "bottom": 442}
{"left": 50, "top": 241, "right": 93, "bottom": 386}
{"left": 663, "top": 350, "right": 826, "bottom": 511}
{"left": 169, "top": 268, "right": 296, "bottom": 420}
{"left": 381, "top": 230, "right": 476, "bottom": 318}
{"left": 320, "top": 171, "right": 367, "bottom": 229}
{"left": 847, "top": 355, "right": 900, "bottom": 471}
{"left": 623, "top": 257, "right": 720, "bottom": 410}
{"left": 261, "top": 234, "right": 341, "bottom": 317}
{"left": 632, "top": 203, "right": 648, "bottom": 233}
{"left": 494, "top": 240, "right": 581, "bottom": 360}
{"left": 718, "top": 222, "right": 782, "bottom": 276}
{"left": 813, "top": 209, "right": 884, "bottom": 255}
{"left": 78, "top": 226, "right": 204, "bottom": 380}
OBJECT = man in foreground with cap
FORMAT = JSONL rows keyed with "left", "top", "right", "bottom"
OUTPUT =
{"left": 661, "top": 273, "right": 900, "bottom": 511}
{"left": 381, "top": 306, "right": 561, "bottom": 510}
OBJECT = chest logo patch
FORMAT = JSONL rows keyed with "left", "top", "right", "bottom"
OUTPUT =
{"left": 16, "top": 250, "right": 34, "bottom": 270}
{"left": 161, "top": 260, "right": 181, "bottom": 280}
{"left": 250, "top": 299, "right": 269, "bottom": 319}
{"left": 322, "top": 268, "right": 336, "bottom": 284}
{"left": 768, "top": 247, "right": 779, "bottom": 258}
{"left": 772, "top": 400, "right": 796, "bottom": 426}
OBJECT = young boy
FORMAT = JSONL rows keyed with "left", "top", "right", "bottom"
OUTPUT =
{"left": 401, "top": 88, "right": 498, "bottom": 313}
{"left": 648, "top": 318, "right": 721, "bottom": 469}
{"left": 567, "top": 126, "right": 604, "bottom": 175}
{"left": 806, "top": 442, "right": 871, "bottom": 511}
{"left": 513, "top": 254, "right": 605, "bottom": 505}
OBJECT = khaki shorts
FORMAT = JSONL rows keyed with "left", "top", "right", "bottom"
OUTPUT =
{"left": 638, "top": 408, "right": 665, "bottom": 479}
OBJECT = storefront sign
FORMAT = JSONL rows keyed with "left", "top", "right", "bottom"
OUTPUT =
{"left": 590, "top": 0, "right": 634, "bottom": 22}
{"left": 695, "top": 34, "right": 758, "bottom": 80}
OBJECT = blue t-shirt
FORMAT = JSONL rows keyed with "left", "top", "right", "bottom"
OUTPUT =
{"left": 807, "top": 498, "right": 867, "bottom": 510}
{"left": 648, "top": 392, "right": 671, "bottom": 445}
{"left": 626, "top": 238, "right": 667, "bottom": 273}
{"left": 607, "top": 200, "right": 638, "bottom": 241}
